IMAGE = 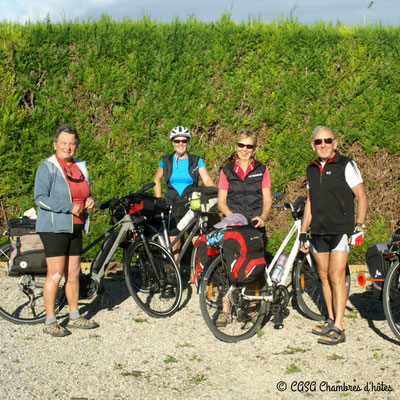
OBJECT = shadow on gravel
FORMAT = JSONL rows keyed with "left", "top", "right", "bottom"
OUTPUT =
{"left": 78, "top": 270, "right": 131, "bottom": 319}
{"left": 349, "top": 290, "right": 400, "bottom": 345}
{"left": 178, "top": 279, "right": 194, "bottom": 311}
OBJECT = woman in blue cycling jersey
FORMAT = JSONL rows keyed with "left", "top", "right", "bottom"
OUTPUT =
{"left": 153, "top": 126, "right": 215, "bottom": 260}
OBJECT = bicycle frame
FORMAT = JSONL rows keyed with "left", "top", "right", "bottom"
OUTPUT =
{"left": 152, "top": 208, "right": 209, "bottom": 267}
{"left": 84, "top": 213, "right": 135, "bottom": 285}
{"left": 239, "top": 201, "right": 313, "bottom": 301}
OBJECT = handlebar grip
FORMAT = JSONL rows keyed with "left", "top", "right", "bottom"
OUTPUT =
{"left": 98, "top": 201, "right": 111, "bottom": 210}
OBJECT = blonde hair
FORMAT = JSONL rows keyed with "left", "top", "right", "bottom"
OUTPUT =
{"left": 236, "top": 128, "right": 257, "bottom": 147}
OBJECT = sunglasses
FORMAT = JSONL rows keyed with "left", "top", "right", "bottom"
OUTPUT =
{"left": 173, "top": 139, "right": 188, "bottom": 144}
{"left": 64, "top": 168, "right": 84, "bottom": 182}
{"left": 314, "top": 138, "right": 334, "bottom": 145}
{"left": 236, "top": 143, "right": 255, "bottom": 150}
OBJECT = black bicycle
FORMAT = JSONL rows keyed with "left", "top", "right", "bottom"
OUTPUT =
{"left": 148, "top": 186, "right": 219, "bottom": 284}
{"left": 0, "top": 183, "right": 182, "bottom": 324}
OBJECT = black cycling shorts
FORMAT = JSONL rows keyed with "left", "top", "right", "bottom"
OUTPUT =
{"left": 310, "top": 234, "right": 350, "bottom": 254}
{"left": 39, "top": 224, "right": 83, "bottom": 258}
{"left": 168, "top": 202, "right": 190, "bottom": 236}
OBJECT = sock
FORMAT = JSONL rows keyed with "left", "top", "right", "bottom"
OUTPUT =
{"left": 69, "top": 310, "right": 80, "bottom": 320}
{"left": 45, "top": 316, "right": 57, "bottom": 325}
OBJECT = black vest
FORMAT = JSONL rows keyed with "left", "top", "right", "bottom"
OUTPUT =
{"left": 223, "top": 159, "right": 266, "bottom": 220}
{"left": 162, "top": 153, "right": 200, "bottom": 205}
{"left": 307, "top": 151, "right": 356, "bottom": 236}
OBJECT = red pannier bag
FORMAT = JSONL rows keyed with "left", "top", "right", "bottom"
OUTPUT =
{"left": 222, "top": 225, "right": 266, "bottom": 283}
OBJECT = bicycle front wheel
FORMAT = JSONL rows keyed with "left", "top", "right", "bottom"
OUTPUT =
{"left": 124, "top": 240, "right": 182, "bottom": 318}
{"left": 383, "top": 261, "right": 400, "bottom": 340}
{"left": 0, "top": 241, "right": 66, "bottom": 324}
{"left": 293, "top": 253, "right": 351, "bottom": 321}
{"left": 199, "top": 255, "right": 267, "bottom": 343}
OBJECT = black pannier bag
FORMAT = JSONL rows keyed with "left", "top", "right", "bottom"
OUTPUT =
{"left": 7, "top": 218, "right": 46, "bottom": 276}
{"left": 365, "top": 241, "right": 391, "bottom": 297}
{"left": 222, "top": 225, "right": 266, "bottom": 283}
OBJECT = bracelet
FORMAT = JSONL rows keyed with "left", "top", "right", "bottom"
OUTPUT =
{"left": 355, "top": 222, "right": 365, "bottom": 229}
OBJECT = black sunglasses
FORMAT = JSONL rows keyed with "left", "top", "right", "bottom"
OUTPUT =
{"left": 314, "top": 138, "right": 334, "bottom": 145}
{"left": 236, "top": 143, "right": 255, "bottom": 150}
{"left": 173, "top": 139, "right": 188, "bottom": 144}
{"left": 64, "top": 168, "right": 84, "bottom": 182}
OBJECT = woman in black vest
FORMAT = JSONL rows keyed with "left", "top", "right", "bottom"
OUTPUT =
{"left": 218, "top": 128, "right": 272, "bottom": 231}
{"left": 153, "top": 126, "right": 214, "bottom": 261}
{"left": 215, "top": 128, "right": 272, "bottom": 327}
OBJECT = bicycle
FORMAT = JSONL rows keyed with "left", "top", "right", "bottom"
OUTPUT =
{"left": 199, "top": 195, "right": 351, "bottom": 342}
{"left": 0, "top": 183, "right": 182, "bottom": 324}
{"left": 381, "top": 224, "right": 400, "bottom": 340}
{"left": 148, "top": 186, "right": 219, "bottom": 283}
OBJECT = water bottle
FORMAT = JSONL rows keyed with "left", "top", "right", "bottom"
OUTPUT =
{"left": 271, "top": 253, "right": 288, "bottom": 283}
{"left": 177, "top": 209, "right": 195, "bottom": 231}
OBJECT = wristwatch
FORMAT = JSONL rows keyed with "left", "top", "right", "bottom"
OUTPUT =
{"left": 355, "top": 222, "right": 365, "bottom": 229}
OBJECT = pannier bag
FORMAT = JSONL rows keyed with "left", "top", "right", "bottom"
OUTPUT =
{"left": 192, "top": 229, "right": 224, "bottom": 286}
{"left": 222, "top": 225, "right": 266, "bottom": 283}
{"left": 365, "top": 241, "right": 390, "bottom": 295}
{"left": 190, "top": 187, "right": 218, "bottom": 213}
{"left": 7, "top": 218, "right": 46, "bottom": 276}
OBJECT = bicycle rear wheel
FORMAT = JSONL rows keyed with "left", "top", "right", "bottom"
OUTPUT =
{"left": 293, "top": 253, "right": 351, "bottom": 321}
{"left": 124, "top": 240, "right": 182, "bottom": 318}
{"left": 0, "top": 241, "right": 66, "bottom": 324}
{"left": 199, "top": 255, "right": 267, "bottom": 343}
{"left": 383, "top": 261, "right": 400, "bottom": 340}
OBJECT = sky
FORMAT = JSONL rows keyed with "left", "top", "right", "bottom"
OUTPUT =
{"left": 0, "top": 0, "right": 399, "bottom": 27}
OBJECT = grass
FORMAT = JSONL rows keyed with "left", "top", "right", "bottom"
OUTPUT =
{"left": 132, "top": 317, "right": 148, "bottom": 323}
{"left": 256, "top": 326, "right": 264, "bottom": 338}
{"left": 192, "top": 374, "right": 207, "bottom": 383}
{"left": 120, "top": 370, "right": 144, "bottom": 377}
{"left": 344, "top": 311, "right": 359, "bottom": 319}
{"left": 164, "top": 355, "right": 178, "bottom": 364}
{"left": 176, "top": 342, "right": 194, "bottom": 348}
{"left": 328, "top": 354, "right": 344, "bottom": 360}
{"left": 189, "top": 354, "right": 202, "bottom": 362}
{"left": 285, "top": 363, "right": 301, "bottom": 374}
{"left": 273, "top": 347, "right": 310, "bottom": 355}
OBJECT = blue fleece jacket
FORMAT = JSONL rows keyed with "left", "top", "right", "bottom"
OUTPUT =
{"left": 34, "top": 155, "right": 91, "bottom": 233}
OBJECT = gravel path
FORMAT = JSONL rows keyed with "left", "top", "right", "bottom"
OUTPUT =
{"left": 0, "top": 271, "right": 399, "bottom": 400}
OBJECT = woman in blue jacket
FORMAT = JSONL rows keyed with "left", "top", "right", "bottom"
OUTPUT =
{"left": 34, "top": 125, "right": 98, "bottom": 337}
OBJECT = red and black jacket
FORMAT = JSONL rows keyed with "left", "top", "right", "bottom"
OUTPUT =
{"left": 307, "top": 151, "right": 356, "bottom": 236}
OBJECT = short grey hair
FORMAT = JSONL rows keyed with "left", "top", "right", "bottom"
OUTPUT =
{"left": 312, "top": 126, "right": 335, "bottom": 141}
{"left": 53, "top": 124, "right": 79, "bottom": 146}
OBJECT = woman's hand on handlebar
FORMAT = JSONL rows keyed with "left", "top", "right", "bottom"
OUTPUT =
{"left": 251, "top": 216, "right": 266, "bottom": 228}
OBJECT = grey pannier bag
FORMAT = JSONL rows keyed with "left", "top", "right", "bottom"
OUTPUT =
{"left": 7, "top": 218, "right": 46, "bottom": 276}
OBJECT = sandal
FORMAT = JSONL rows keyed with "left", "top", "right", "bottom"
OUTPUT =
{"left": 311, "top": 318, "right": 334, "bottom": 336}
{"left": 317, "top": 326, "right": 346, "bottom": 345}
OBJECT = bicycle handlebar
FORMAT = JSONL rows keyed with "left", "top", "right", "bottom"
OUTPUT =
{"left": 98, "top": 182, "right": 156, "bottom": 211}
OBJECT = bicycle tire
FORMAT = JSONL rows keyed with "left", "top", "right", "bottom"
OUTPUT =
{"left": 199, "top": 255, "right": 267, "bottom": 343}
{"left": 382, "top": 261, "right": 400, "bottom": 340}
{"left": 293, "top": 253, "right": 351, "bottom": 321}
{"left": 0, "top": 241, "right": 66, "bottom": 324}
{"left": 124, "top": 239, "right": 182, "bottom": 318}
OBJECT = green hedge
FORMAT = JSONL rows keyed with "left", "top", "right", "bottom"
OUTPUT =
{"left": 1, "top": 16, "right": 399, "bottom": 261}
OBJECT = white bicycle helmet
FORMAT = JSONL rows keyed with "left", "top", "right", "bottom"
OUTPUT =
{"left": 169, "top": 126, "right": 191, "bottom": 140}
